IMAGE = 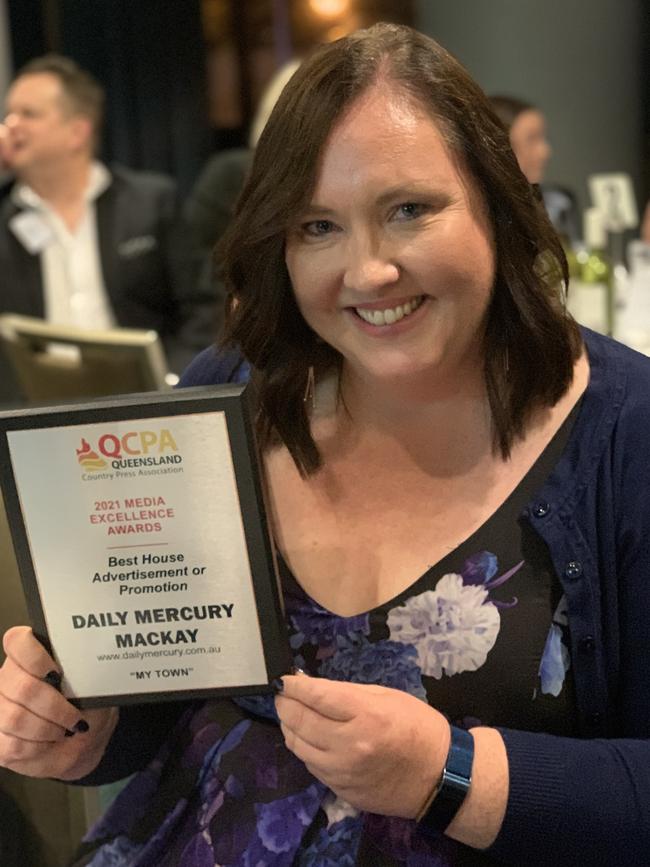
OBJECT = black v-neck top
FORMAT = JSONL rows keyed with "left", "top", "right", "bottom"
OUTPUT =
{"left": 282, "top": 399, "right": 581, "bottom": 741}
{"left": 76, "top": 399, "right": 582, "bottom": 867}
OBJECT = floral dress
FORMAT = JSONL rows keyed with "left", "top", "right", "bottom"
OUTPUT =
{"left": 75, "top": 411, "right": 578, "bottom": 867}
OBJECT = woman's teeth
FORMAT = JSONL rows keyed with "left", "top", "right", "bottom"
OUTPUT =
{"left": 355, "top": 295, "right": 424, "bottom": 326}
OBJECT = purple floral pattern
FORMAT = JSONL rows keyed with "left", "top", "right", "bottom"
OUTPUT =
{"left": 289, "top": 602, "right": 371, "bottom": 662}
{"left": 320, "top": 635, "right": 428, "bottom": 700}
{"left": 387, "top": 555, "right": 523, "bottom": 679}
{"left": 85, "top": 837, "right": 143, "bottom": 866}
{"left": 297, "top": 816, "right": 360, "bottom": 866}
{"left": 538, "top": 594, "right": 571, "bottom": 697}
{"left": 387, "top": 574, "right": 501, "bottom": 678}
{"left": 81, "top": 549, "right": 562, "bottom": 866}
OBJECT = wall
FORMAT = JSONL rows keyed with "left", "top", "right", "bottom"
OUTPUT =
{"left": 415, "top": 0, "right": 646, "bottom": 229}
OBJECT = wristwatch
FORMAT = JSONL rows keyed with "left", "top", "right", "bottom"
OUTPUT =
{"left": 416, "top": 725, "right": 474, "bottom": 835}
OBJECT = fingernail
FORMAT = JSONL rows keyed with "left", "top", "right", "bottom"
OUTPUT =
{"left": 74, "top": 719, "right": 90, "bottom": 733}
{"left": 64, "top": 729, "right": 75, "bottom": 738}
{"left": 43, "top": 670, "right": 62, "bottom": 688}
{"left": 271, "top": 677, "right": 284, "bottom": 694}
{"left": 292, "top": 667, "right": 306, "bottom": 676}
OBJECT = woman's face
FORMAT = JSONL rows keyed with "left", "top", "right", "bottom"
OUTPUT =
{"left": 508, "top": 109, "right": 551, "bottom": 184}
{"left": 284, "top": 83, "right": 496, "bottom": 392}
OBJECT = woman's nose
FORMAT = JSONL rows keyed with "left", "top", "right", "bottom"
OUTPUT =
{"left": 342, "top": 235, "right": 400, "bottom": 293}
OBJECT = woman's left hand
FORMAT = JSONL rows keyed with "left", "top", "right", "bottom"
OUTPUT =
{"left": 275, "top": 673, "right": 449, "bottom": 817}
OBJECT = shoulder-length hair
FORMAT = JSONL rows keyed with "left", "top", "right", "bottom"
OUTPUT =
{"left": 220, "top": 23, "right": 581, "bottom": 476}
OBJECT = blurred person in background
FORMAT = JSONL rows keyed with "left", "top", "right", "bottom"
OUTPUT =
{"left": 181, "top": 59, "right": 302, "bottom": 343}
{"left": 489, "top": 94, "right": 580, "bottom": 244}
{"left": 0, "top": 55, "right": 199, "bottom": 405}
{"left": 489, "top": 95, "right": 550, "bottom": 185}
{"left": 1, "top": 23, "right": 650, "bottom": 867}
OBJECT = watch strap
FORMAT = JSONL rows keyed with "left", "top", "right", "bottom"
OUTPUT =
{"left": 417, "top": 725, "right": 474, "bottom": 835}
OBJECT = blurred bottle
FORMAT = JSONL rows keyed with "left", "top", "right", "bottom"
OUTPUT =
{"left": 614, "top": 240, "right": 650, "bottom": 351}
{"left": 566, "top": 208, "right": 613, "bottom": 335}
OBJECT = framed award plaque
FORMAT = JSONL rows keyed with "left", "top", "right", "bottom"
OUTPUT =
{"left": 0, "top": 385, "right": 292, "bottom": 708}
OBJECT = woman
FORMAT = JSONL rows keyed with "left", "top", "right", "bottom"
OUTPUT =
{"left": 488, "top": 95, "right": 551, "bottom": 185}
{"left": 181, "top": 58, "right": 302, "bottom": 343}
{"left": 489, "top": 94, "right": 579, "bottom": 244}
{"left": 1, "top": 23, "right": 650, "bottom": 866}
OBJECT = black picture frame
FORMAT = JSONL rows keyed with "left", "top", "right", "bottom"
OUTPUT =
{"left": 0, "top": 385, "right": 292, "bottom": 708}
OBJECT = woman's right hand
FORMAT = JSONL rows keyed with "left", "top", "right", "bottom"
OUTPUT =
{"left": 0, "top": 626, "right": 119, "bottom": 781}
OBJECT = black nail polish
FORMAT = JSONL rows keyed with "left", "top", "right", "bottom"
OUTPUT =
{"left": 43, "top": 671, "right": 62, "bottom": 688}
{"left": 64, "top": 729, "right": 75, "bottom": 738}
{"left": 271, "top": 678, "right": 284, "bottom": 694}
{"left": 74, "top": 719, "right": 90, "bottom": 733}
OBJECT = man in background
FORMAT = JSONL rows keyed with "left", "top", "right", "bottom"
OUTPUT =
{"left": 0, "top": 55, "right": 200, "bottom": 404}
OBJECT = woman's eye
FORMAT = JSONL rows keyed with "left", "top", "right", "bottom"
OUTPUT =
{"left": 394, "top": 202, "right": 426, "bottom": 221}
{"left": 303, "top": 219, "right": 335, "bottom": 237}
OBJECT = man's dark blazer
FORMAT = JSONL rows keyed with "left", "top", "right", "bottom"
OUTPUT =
{"left": 0, "top": 164, "right": 195, "bottom": 405}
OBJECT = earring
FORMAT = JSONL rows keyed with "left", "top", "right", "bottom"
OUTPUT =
{"left": 303, "top": 365, "right": 316, "bottom": 410}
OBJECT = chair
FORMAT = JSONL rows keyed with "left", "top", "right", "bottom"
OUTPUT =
{"left": 0, "top": 314, "right": 175, "bottom": 403}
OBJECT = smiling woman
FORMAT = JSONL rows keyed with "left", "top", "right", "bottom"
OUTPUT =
{"left": 222, "top": 27, "right": 580, "bottom": 477}
{"left": 283, "top": 81, "right": 496, "bottom": 397}
{"left": 2, "top": 22, "right": 650, "bottom": 867}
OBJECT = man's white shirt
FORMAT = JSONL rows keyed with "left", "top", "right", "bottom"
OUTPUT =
{"left": 10, "top": 161, "right": 116, "bottom": 330}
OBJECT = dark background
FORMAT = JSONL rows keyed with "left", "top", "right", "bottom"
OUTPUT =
{"left": 5, "top": 0, "right": 649, "bottom": 219}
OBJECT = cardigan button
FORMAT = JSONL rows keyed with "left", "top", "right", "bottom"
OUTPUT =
{"left": 587, "top": 711, "right": 603, "bottom": 726}
{"left": 579, "top": 635, "right": 595, "bottom": 652}
{"left": 564, "top": 560, "right": 583, "bottom": 579}
{"left": 532, "top": 502, "right": 551, "bottom": 518}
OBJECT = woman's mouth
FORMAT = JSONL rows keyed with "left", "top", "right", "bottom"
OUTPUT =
{"left": 354, "top": 295, "right": 425, "bottom": 326}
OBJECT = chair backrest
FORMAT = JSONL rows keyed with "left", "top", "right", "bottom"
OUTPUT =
{"left": 0, "top": 314, "right": 172, "bottom": 402}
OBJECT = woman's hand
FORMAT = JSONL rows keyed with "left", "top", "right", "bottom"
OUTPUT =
{"left": 0, "top": 626, "right": 118, "bottom": 781}
{"left": 275, "top": 673, "right": 449, "bottom": 818}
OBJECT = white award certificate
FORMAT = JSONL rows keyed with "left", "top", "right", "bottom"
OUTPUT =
{"left": 0, "top": 385, "right": 290, "bottom": 707}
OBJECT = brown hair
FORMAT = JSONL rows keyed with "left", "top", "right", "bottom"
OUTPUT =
{"left": 220, "top": 23, "right": 581, "bottom": 475}
{"left": 488, "top": 94, "right": 536, "bottom": 131}
{"left": 16, "top": 54, "right": 104, "bottom": 150}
